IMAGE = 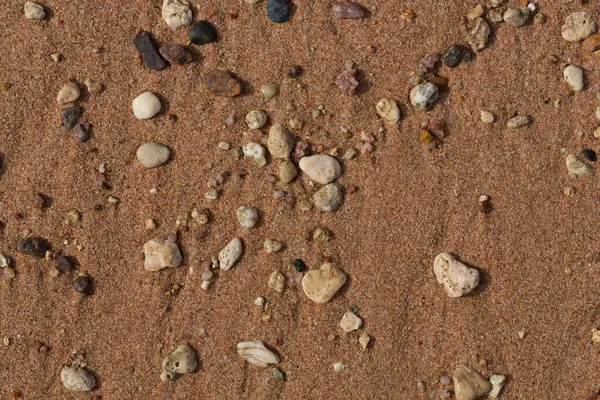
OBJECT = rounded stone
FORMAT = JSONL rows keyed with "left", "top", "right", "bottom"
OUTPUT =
{"left": 433, "top": 252, "right": 479, "bottom": 298}
{"left": 132, "top": 92, "right": 161, "bottom": 119}
{"left": 74, "top": 276, "right": 93, "bottom": 295}
{"left": 480, "top": 110, "right": 494, "bottom": 124}
{"left": 503, "top": 8, "right": 530, "bottom": 27}
{"left": 562, "top": 12, "right": 596, "bottom": 42}
{"left": 375, "top": 99, "right": 401, "bottom": 125}
{"left": 246, "top": 110, "right": 268, "bottom": 129}
{"left": 237, "top": 206, "right": 259, "bottom": 228}
{"left": 161, "top": 344, "right": 198, "bottom": 381}
{"left": 60, "top": 366, "right": 96, "bottom": 392}
{"left": 162, "top": 0, "right": 192, "bottom": 30}
{"left": 136, "top": 142, "right": 170, "bottom": 168}
{"left": 313, "top": 183, "right": 344, "bottom": 213}
{"left": 219, "top": 238, "right": 243, "bottom": 271}
{"left": 261, "top": 83, "right": 279, "bottom": 101}
{"left": 582, "top": 149, "right": 597, "bottom": 162}
{"left": 24, "top": 2, "right": 45, "bottom": 20}
{"left": 243, "top": 142, "right": 267, "bottom": 166}
{"left": 16, "top": 237, "right": 48, "bottom": 258}
{"left": 267, "top": 0, "right": 290, "bottom": 23}
{"left": 278, "top": 160, "right": 297, "bottom": 183}
{"left": 441, "top": 44, "right": 467, "bottom": 68}
{"left": 563, "top": 65, "right": 584, "bottom": 92}
{"left": 267, "top": 124, "right": 294, "bottom": 160}
{"left": 56, "top": 82, "right": 81, "bottom": 105}
{"left": 506, "top": 115, "right": 530, "bottom": 129}
{"left": 333, "top": 2, "right": 366, "bottom": 19}
{"left": 189, "top": 20, "right": 218, "bottom": 45}
{"left": 299, "top": 154, "right": 342, "bottom": 185}
{"left": 264, "top": 239, "right": 284, "bottom": 253}
{"left": 410, "top": 82, "right": 439, "bottom": 110}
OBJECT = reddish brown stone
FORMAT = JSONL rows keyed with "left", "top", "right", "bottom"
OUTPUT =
{"left": 159, "top": 44, "right": 193, "bottom": 65}
{"left": 207, "top": 71, "right": 241, "bottom": 97}
{"left": 582, "top": 32, "right": 600, "bottom": 52}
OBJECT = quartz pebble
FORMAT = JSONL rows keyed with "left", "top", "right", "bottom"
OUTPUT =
{"left": 189, "top": 20, "right": 218, "bottom": 45}
{"left": 333, "top": 2, "right": 365, "bottom": 19}
{"left": 410, "top": 82, "right": 438, "bottom": 110}
{"left": 132, "top": 92, "right": 161, "bottom": 119}
{"left": 237, "top": 340, "right": 280, "bottom": 367}
{"left": 162, "top": 0, "right": 192, "bottom": 30}
{"left": 237, "top": 206, "right": 259, "bottom": 228}
{"left": 60, "top": 366, "right": 96, "bottom": 391}
{"left": 269, "top": 271, "right": 286, "bottom": 292}
{"left": 480, "top": 110, "right": 494, "bottom": 124}
{"left": 562, "top": 12, "right": 596, "bottom": 42}
{"left": 143, "top": 238, "right": 182, "bottom": 272}
{"left": 219, "top": 238, "right": 243, "bottom": 271}
{"left": 160, "top": 344, "right": 197, "bottom": 381}
{"left": 488, "top": 375, "right": 506, "bottom": 399}
{"left": 333, "top": 362, "right": 346, "bottom": 372}
{"left": 159, "top": 44, "right": 193, "bottom": 64}
{"left": 299, "top": 155, "right": 341, "bottom": 185}
{"left": 302, "top": 263, "right": 347, "bottom": 303}
{"left": 243, "top": 142, "right": 267, "bottom": 166}
{"left": 268, "top": 124, "right": 294, "bottom": 159}
{"left": 267, "top": 0, "right": 290, "bottom": 23}
{"left": 57, "top": 82, "right": 80, "bottom": 105}
{"left": 503, "top": 7, "right": 530, "bottom": 27}
{"left": 17, "top": 237, "right": 48, "bottom": 258}
{"left": 467, "top": 17, "right": 490, "bottom": 52}
{"left": 582, "top": 33, "right": 600, "bottom": 52}
{"left": 207, "top": 71, "right": 242, "bottom": 97}
{"left": 264, "top": 239, "right": 283, "bottom": 253}
{"left": 313, "top": 183, "right": 344, "bottom": 212}
{"left": 506, "top": 115, "right": 530, "bottom": 129}
{"left": 24, "top": 2, "right": 45, "bottom": 20}
{"left": 563, "top": 65, "right": 584, "bottom": 92}
{"left": 467, "top": 5, "right": 483, "bottom": 20}
{"left": 441, "top": 44, "right": 467, "bottom": 68}
{"left": 246, "top": 110, "right": 268, "bottom": 129}
{"left": 340, "top": 311, "right": 362, "bottom": 332}
{"left": 278, "top": 160, "right": 297, "bottom": 183}
{"left": 136, "top": 142, "right": 170, "bottom": 168}
{"left": 61, "top": 105, "right": 82, "bottom": 130}
{"left": 261, "top": 83, "right": 279, "bottom": 101}
{"left": 133, "top": 31, "right": 168, "bottom": 71}
{"left": 376, "top": 99, "right": 401, "bottom": 125}
{"left": 566, "top": 154, "right": 592, "bottom": 178}
{"left": 453, "top": 365, "right": 491, "bottom": 400}
{"left": 433, "top": 252, "right": 479, "bottom": 298}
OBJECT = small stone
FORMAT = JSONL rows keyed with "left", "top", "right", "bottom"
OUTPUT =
{"left": 333, "top": 2, "right": 365, "bottom": 19}
{"left": 268, "top": 124, "right": 294, "bottom": 160}
{"left": 269, "top": 271, "right": 286, "bottom": 292}
{"left": 237, "top": 340, "right": 280, "bottom": 367}
{"left": 143, "top": 238, "right": 182, "bottom": 272}
{"left": 489, "top": 9, "right": 503, "bottom": 22}
{"left": 292, "top": 259, "right": 306, "bottom": 273}
{"left": 562, "top": 12, "right": 596, "bottom": 42}
{"left": 61, "top": 105, "right": 82, "bottom": 130}
{"left": 24, "top": 2, "right": 45, "bottom": 20}
{"left": 73, "top": 123, "right": 90, "bottom": 142}
{"left": 159, "top": 44, "right": 193, "bottom": 64}
{"left": 301, "top": 262, "right": 347, "bottom": 303}
{"left": 336, "top": 68, "right": 359, "bottom": 95}
{"left": 582, "top": 33, "right": 600, "bottom": 52}
{"left": 145, "top": 218, "right": 157, "bottom": 230}
{"left": 56, "top": 82, "right": 80, "bottom": 104}
{"left": 583, "top": 149, "right": 597, "bottom": 162}
{"left": 64, "top": 210, "right": 81, "bottom": 226}
{"left": 358, "top": 332, "right": 370, "bottom": 350}
{"left": 74, "top": 275, "right": 93, "bottom": 295}
{"left": 433, "top": 252, "right": 479, "bottom": 298}
{"left": 254, "top": 297, "right": 265, "bottom": 306}
{"left": 50, "top": 53, "right": 62, "bottom": 63}
{"left": 218, "top": 141, "right": 231, "bottom": 150}
{"left": 261, "top": 83, "right": 279, "bottom": 101}
{"left": 219, "top": 238, "right": 243, "bottom": 271}
{"left": 340, "top": 311, "right": 362, "bottom": 332}
{"left": 299, "top": 155, "right": 341, "bottom": 185}
{"left": 333, "top": 362, "right": 345, "bottom": 373}
{"left": 503, "top": 8, "right": 530, "bottom": 27}
{"left": 243, "top": 142, "right": 267, "bottom": 166}
{"left": 237, "top": 206, "right": 259, "bottom": 228}
{"left": 273, "top": 367, "right": 285, "bottom": 381}
{"left": 467, "top": 4, "right": 484, "bottom": 20}
{"left": 441, "top": 44, "right": 467, "bottom": 68}
{"left": 16, "top": 237, "right": 48, "bottom": 258}
{"left": 84, "top": 79, "right": 103, "bottom": 94}
{"left": 453, "top": 365, "right": 491, "bottom": 400}
{"left": 344, "top": 148, "right": 357, "bottom": 160}
{"left": 60, "top": 366, "right": 96, "bottom": 391}
{"left": 267, "top": 0, "right": 290, "bottom": 23}
{"left": 162, "top": 0, "right": 192, "bottom": 30}
{"left": 278, "top": 160, "right": 297, "bottom": 183}
{"left": 136, "top": 142, "right": 170, "bottom": 168}
{"left": 480, "top": 110, "right": 494, "bottom": 123}
{"left": 410, "top": 83, "right": 438, "bottom": 110}
{"left": 246, "top": 110, "right": 268, "bottom": 129}
{"left": 564, "top": 65, "right": 584, "bottom": 92}
{"left": 0, "top": 254, "right": 10, "bottom": 269}
{"left": 467, "top": 17, "right": 490, "bottom": 52}
{"left": 4, "top": 267, "right": 15, "bottom": 279}
{"left": 488, "top": 375, "right": 506, "bottom": 399}
{"left": 533, "top": 12, "right": 546, "bottom": 25}
{"left": 207, "top": 71, "right": 242, "bottom": 97}
{"left": 264, "top": 239, "right": 284, "bottom": 253}
{"left": 133, "top": 31, "right": 168, "bottom": 71}
{"left": 288, "top": 117, "right": 302, "bottom": 130}
{"left": 566, "top": 154, "right": 592, "bottom": 178}
{"left": 313, "top": 183, "right": 344, "bottom": 212}
{"left": 506, "top": 115, "right": 530, "bottom": 129}
{"left": 313, "top": 227, "right": 332, "bottom": 242}
{"left": 376, "top": 99, "right": 401, "bottom": 124}
{"left": 160, "top": 344, "right": 197, "bottom": 381}
{"left": 189, "top": 20, "right": 218, "bottom": 45}
{"left": 201, "top": 280, "right": 210, "bottom": 290}
{"left": 132, "top": 92, "right": 161, "bottom": 119}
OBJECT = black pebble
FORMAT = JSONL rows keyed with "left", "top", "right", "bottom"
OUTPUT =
{"left": 74, "top": 276, "right": 93, "bottom": 295}
{"left": 133, "top": 31, "right": 169, "bottom": 71}
{"left": 582, "top": 149, "right": 597, "bottom": 162}
{"left": 441, "top": 44, "right": 467, "bottom": 68}
{"left": 61, "top": 105, "right": 82, "bottom": 130}
{"left": 292, "top": 259, "right": 306, "bottom": 272}
{"left": 57, "top": 255, "right": 75, "bottom": 272}
{"left": 16, "top": 237, "right": 48, "bottom": 258}
{"left": 287, "top": 65, "right": 302, "bottom": 79}
{"left": 189, "top": 21, "right": 218, "bottom": 45}
{"left": 267, "top": 0, "right": 291, "bottom": 23}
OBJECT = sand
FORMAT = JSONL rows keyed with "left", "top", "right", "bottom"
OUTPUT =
{"left": 1, "top": 0, "right": 600, "bottom": 398}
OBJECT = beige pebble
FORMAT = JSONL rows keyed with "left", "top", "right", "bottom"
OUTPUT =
{"left": 480, "top": 110, "right": 494, "bottom": 124}
{"left": 299, "top": 154, "right": 342, "bottom": 185}
{"left": 243, "top": 142, "right": 267, "bottom": 167}
{"left": 302, "top": 263, "right": 347, "bottom": 303}
{"left": 359, "top": 332, "right": 371, "bottom": 350}
{"left": 453, "top": 365, "right": 491, "bottom": 400}
{"left": 467, "top": 4, "right": 484, "bottom": 20}
{"left": 268, "top": 271, "right": 286, "bottom": 293}
{"left": 264, "top": 238, "right": 284, "bottom": 253}
{"left": 64, "top": 210, "right": 81, "bottom": 226}
{"left": 313, "top": 183, "right": 344, "bottom": 213}
{"left": 237, "top": 340, "right": 279, "bottom": 367}
{"left": 488, "top": 375, "right": 506, "bottom": 399}
{"left": 160, "top": 344, "right": 197, "bottom": 381}
{"left": 278, "top": 160, "right": 297, "bottom": 183}
{"left": 24, "top": 2, "right": 45, "bottom": 20}
{"left": 219, "top": 238, "right": 243, "bottom": 271}
{"left": 433, "top": 252, "right": 479, "bottom": 298}
{"left": 333, "top": 362, "right": 346, "bottom": 373}
{"left": 143, "top": 238, "right": 182, "bottom": 272}
{"left": 340, "top": 311, "right": 362, "bottom": 332}
{"left": 246, "top": 110, "right": 268, "bottom": 129}
{"left": 288, "top": 117, "right": 303, "bottom": 130}
{"left": 261, "top": 83, "right": 279, "bottom": 102}
{"left": 267, "top": 124, "right": 294, "bottom": 160}
{"left": 506, "top": 115, "right": 531, "bottom": 129}
{"left": 145, "top": 218, "right": 157, "bottom": 230}
{"left": 566, "top": 154, "right": 592, "bottom": 178}
{"left": 375, "top": 98, "right": 401, "bottom": 125}
{"left": 56, "top": 82, "right": 80, "bottom": 104}
{"left": 60, "top": 366, "right": 96, "bottom": 392}
{"left": 162, "top": 0, "right": 193, "bottom": 30}
{"left": 84, "top": 78, "right": 104, "bottom": 94}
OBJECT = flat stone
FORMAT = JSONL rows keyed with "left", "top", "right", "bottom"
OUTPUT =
{"left": 207, "top": 71, "right": 242, "bottom": 97}
{"left": 16, "top": 237, "right": 48, "bottom": 258}
{"left": 237, "top": 205, "right": 259, "bottom": 228}
{"left": 60, "top": 366, "right": 96, "bottom": 392}
{"left": 566, "top": 154, "right": 592, "bottom": 178}
{"left": 313, "top": 183, "right": 344, "bottom": 212}
{"left": 132, "top": 91, "right": 161, "bottom": 119}
{"left": 267, "top": 0, "right": 290, "bottom": 23}
{"left": 133, "top": 31, "right": 168, "bottom": 71}
{"left": 562, "top": 12, "right": 596, "bottom": 42}
{"left": 278, "top": 160, "right": 297, "bottom": 183}
{"left": 56, "top": 82, "right": 80, "bottom": 104}
{"left": 61, "top": 105, "right": 83, "bottom": 130}
{"left": 267, "top": 124, "right": 294, "bottom": 159}
{"left": 582, "top": 32, "right": 600, "bottom": 52}
{"left": 159, "top": 44, "right": 193, "bottom": 64}
{"left": 299, "top": 154, "right": 341, "bottom": 184}
{"left": 302, "top": 263, "right": 347, "bottom": 303}
{"left": 467, "top": 17, "right": 490, "bottom": 52}
{"left": 453, "top": 365, "right": 492, "bottom": 400}
{"left": 333, "top": 2, "right": 366, "bottom": 19}
{"left": 162, "top": 0, "right": 192, "bottom": 30}
{"left": 376, "top": 98, "right": 401, "bottom": 124}
{"left": 24, "top": 2, "right": 45, "bottom": 20}
{"left": 189, "top": 20, "right": 218, "bottom": 45}
{"left": 73, "top": 123, "right": 90, "bottom": 142}
{"left": 564, "top": 64, "right": 584, "bottom": 92}
{"left": 143, "top": 238, "right": 182, "bottom": 272}
{"left": 136, "top": 142, "right": 170, "bottom": 168}
{"left": 219, "top": 238, "right": 243, "bottom": 271}
{"left": 340, "top": 311, "right": 362, "bottom": 332}
{"left": 410, "top": 82, "right": 438, "bottom": 110}
{"left": 506, "top": 115, "right": 530, "bottom": 129}
{"left": 433, "top": 252, "right": 479, "bottom": 298}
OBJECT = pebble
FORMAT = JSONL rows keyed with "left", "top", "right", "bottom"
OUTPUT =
{"left": 237, "top": 340, "right": 280, "bottom": 367}
{"left": 375, "top": 98, "right": 401, "bottom": 125}
{"left": 344, "top": 147, "right": 357, "bottom": 160}
{"left": 313, "top": 183, "right": 344, "bottom": 212}
{"left": 219, "top": 237, "right": 243, "bottom": 271}
{"left": 145, "top": 218, "right": 156, "bottom": 230}
{"left": 269, "top": 271, "right": 286, "bottom": 292}
{"left": 207, "top": 71, "right": 242, "bottom": 97}
{"left": 218, "top": 141, "right": 230, "bottom": 150}
{"left": 237, "top": 205, "right": 259, "bottom": 228}
{"left": 503, "top": 8, "right": 530, "bottom": 27}
{"left": 441, "top": 44, "right": 467, "bottom": 68}
{"left": 582, "top": 33, "right": 600, "bottom": 52}
{"left": 562, "top": 12, "right": 596, "bottom": 42}
{"left": 488, "top": 375, "right": 506, "bottom": 399}
{"left": 489, "top": 9, "right": 503, "bottom": 23}
{"left": 453, "top": 365, "right": 491, "bottom": 400}
{"left": 73, "top": 123, "right": 90, "bottom": 142}
{"left": 480, "top": 110, "right": 494, "bottom": 124}
{"left": 440, "top": 376, "right": 451, "bottom": 385}
{"left": 275, "top": 160, "right": 296, "bottom": 183}
{"left": 243, "top": 142, "right": 267, "bottom": 166}
{"left": 273, "top": 367, "right": 285, "bottom": 381}
{"left": 467, "top": 4, "right": 483, "bottom": 20}
{"left": 333, "top": 362, "right": 346, "bottom": 373}
{"left": 189, "top": 20, "right": 218, "bottom": 45}
{"left": 60, "top": 366, "right": 96, "bottom": 391}
{"left": 506, "top": 115, "right": 530, "bottom": 129}
{"left": 566, "top": 154, "right": 592, "bottom": 178}
{"left": 61, "top": 105, "right": 82, "bottom": 130}
{"left": 160, "top": 344, "right": 197, "bottom": 381}
{"left": 4, "top": 267, "right": 15, "bottom": 279}
{"left": 267, "top": 0, "right": 290, "bottom": 23}
{"left": 359, "top": 332, "right": 370, "bottom": 350}
{"left": 56, "top": 82, "right": 80, "bottom": 105}
{"left": 340, "top": 311, "right": 362, "bottom": 332}
{"left": 336, "top": 68, "right": 359, "bottom": 95}
{"left": 162, "top": 0, "right": 192, "bottom": 29}
{"left": 261, "top": 83, "right": 279, "bottom": 101}
{"left": 246, "top": 110, "right": 268, "bottom": 129}
{"left": 132, "top": 92, "right": 161, "bottom": 119}
{"left": 16, "top": 237, "right": 48, "bottom": 258}
{"left": 299, "top": 154, "right": 341, "bottom": 185}
{"left": 313, "top": 227, "right": 332, "bottom": 242}
{"left": 24, "top": 2, "right": 45, "bottom": 20}
{"left": 583, "top": 149, "right": 597, "bottom": 162}
{"left": 533, "top": 13, "right": 546, "bottom": 25}
{"left": 563, "top": 65, "right": 584, "bottom": 92}
{"left": 84, "top": 78, "right": 103, "bottom": 94}
{"left": 133, "top": 31, "right": 168, "bottom": 71}
{"left": 410, "top": 82, "right": 439, "bottom": 110}
{"left": 292, "top": 259, "right": 306, "bottom": 273}
{"left": 64, "top": 210, "right": 81, "bottom": 226}
{"left": 136, "top": 142, "right": 170, "bottom": 168}
{"left": 268, "top": 124, "right": 294, "bottom": 159}
{"left": 467, "top": 17, "right": 490, "bottom": 52}
{"left": 333, "top": 2, "right": 365, "bottom": 19}
{"left": 74, "top": 275, "right": 93, "bottom": 295}
{"left": 143, "top": 238, "right": 182, "bottom": 272}
{"left": 302, "top": 262, "right": 347, "bottom": 303}
{"left": 264, "top": 238, "right": 283, "bottom": 253}
{"left": 433, "top": 252, "right": 479, "bottom": 298}
{"left": 159, "top": 44, "right": 193, "bottom": 64}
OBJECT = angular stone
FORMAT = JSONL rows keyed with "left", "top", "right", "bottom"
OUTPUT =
{"left": 433, "top": 252, "right": 479, "bottom": 298}
{"left": 302, "top": 263, "right": 347, "bottom": 303}
{"left": 453, "top": 365, "right": 492, "bottom": 400}
{"left": 582, "top": 32, "right": 600, "bottom": 52}
{"left": 566, "top": 154, "right": 592, "bottom": 178}
{"left": 133, "top": 31, "right": 168, "bottom": 71}
{"left": 340, "top": 311, "right": 362, "bottom": 332}
{"left": 562, "top": 12, "right": 596, "bottom": 42}
{"left": 207, "top": 71, "right": 242, "bottom": 97}
{"left": 143, "top": 239, "right": 182, "bottom": 272}
{"left": 61, "top": 105, "right": 83, "bottom": 130}
{"left": 333, "top": 2, "right": 366, "bottom": 19}
{"left": 160, "top": 344, "right": 197, "bottom": 381}
{"left": 467, "top": 17, "right": 490, "bottom": 52}
{"left": 159, "top": 44, "right": 193, "bottom": 64}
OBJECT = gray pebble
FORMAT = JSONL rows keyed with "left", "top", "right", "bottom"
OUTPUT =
{"left": 410, "top": 82, "right": 438, "bottom": 110}
{"left": 313, "top": 183, "right": 344, "bottom": 212}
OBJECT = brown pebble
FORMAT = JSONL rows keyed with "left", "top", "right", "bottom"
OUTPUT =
{"left": 207, "top": 71, "right": 242, "bottom": 97}
{"left": 333, "top": 2, "right": 366, "bottom": 19}
{"left": 582, "top": 32, "right": 600, "bottom": 52}
{"left": 73, "top": 123, "right": 90, "bottom": 143}
{"left": 32, "top": 193, "right": 46, "bottom": 209}
{"left": 159, "top": 44, "right": 193, "bottom": 65}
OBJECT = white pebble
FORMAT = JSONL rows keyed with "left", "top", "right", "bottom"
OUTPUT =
{"left": 480, "top": 110, "right": 494, "bottom": 124}
{"left": 136, "top": 142, "right": 170, "bottom": 168}
{"left": 236, "top": 206, "right": 259, "bottom": 228}
{"left": 24, "top": 2, "right": 45, "bottom": 20}
{"left": 132, "top": 91, "right": 162, "bottom": 120}
{"left": 60, "top": 366, "right": 96, "bottom": 392}
{"left": 488, "top": 375, "right": 506, "bottom": 398}
{"left": 246, "top": 110, "right": 268, "bottom": 129}
{"left": 261, "top": 83, "right": 279, "bottom": 102}
{"left": 433, "top": 252, "right": 479, "bottom": 298}
{"left": 143, "top": 238, "right": 182, "bottom": 272}
{"left": 219, "top": 238, "right": 243, "bottom": 271}
{"left": 254, "top": 297, "right": 265, "bottom": 306}
{"left": 162, "top": 0, "right": 192, "bottom": 29}
{"left": 56, "top": 82, "right": 80, "bottom": 104}
{"left": 243, "top": 142, "right": 267, "bottom": 167}
{"left": 333, "top": 362, "right": 345, "bottom": 373}
{"left": 563, "top": 65, "right": 584, "bottom": 92}
{"left": 299, "top": 154, "right": 342, "bottom": 185}
{"left": 340, "top": 311, "right": 362, "bottom": 333}
{"left": 160, "top": 344, "right": 197, "bottom": 381}
{"left": 237, "top": 340, "right": 279, "bottom": 367}
{"left": 376, "top": 98, "right": 401, "bottom": 125}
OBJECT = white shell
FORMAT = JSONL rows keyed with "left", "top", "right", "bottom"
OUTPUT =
{"left": 237, "top": 340, "right": 279, "bottom": 367}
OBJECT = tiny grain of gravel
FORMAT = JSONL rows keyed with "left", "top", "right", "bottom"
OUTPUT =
{"left": 0, "top": 0, "right": 600, "bottom": 399}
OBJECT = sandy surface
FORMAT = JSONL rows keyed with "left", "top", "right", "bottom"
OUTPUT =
{"left": 1, "top": 0, "right": 600, "bottom": 398}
